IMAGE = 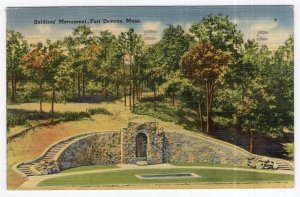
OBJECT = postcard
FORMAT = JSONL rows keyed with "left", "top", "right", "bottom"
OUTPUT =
{"left": 6, "top": 6, "right": 294, "bottom": 190}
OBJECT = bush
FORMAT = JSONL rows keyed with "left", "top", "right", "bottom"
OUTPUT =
{"left": 86, "top": 108, "right": 113, "bottom": 115}
{"left": 7, "top": 114, "right": 27, "bottom": 129}
{"left": 61, "top": 111, "right": 90, "bottom": 121}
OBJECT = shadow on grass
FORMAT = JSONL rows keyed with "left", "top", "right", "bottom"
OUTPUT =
{"left": 7, "top": 107, "right": 113, "bottom": 143}
{"left": 133, "top": 101, "right": 199, "bottom": 131}
{"left": 71, "top": 95, "right": 122, "bottom": 103}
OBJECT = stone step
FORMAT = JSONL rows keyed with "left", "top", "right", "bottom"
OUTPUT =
{"left": 17, "top": 166, "right": 35, "bottom": 176}
{"left": 277, "top": 163, "right": 291, "bottom": 170}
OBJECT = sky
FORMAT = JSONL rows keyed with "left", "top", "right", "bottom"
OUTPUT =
{"left": 6, "top": 6, "right": 294, "bottom": 50}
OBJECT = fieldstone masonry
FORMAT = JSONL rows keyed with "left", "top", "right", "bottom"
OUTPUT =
{"left": 58, "top": 131, "right": 121, "bottom": 170}
{"left": 121, "top": 122, "right": 164, "bottom": 164}
{"left": 57, "top": 122, "right": 252, "bottom": 171}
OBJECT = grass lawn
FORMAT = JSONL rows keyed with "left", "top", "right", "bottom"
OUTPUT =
{"left": 171, "top": 162, "right": 250, "bottom": 169}
{"left": 38, "top": 168, "right": 293, "bottom": 187}
{"left": 61, "top": 165, "right": 119, "bottom": 173}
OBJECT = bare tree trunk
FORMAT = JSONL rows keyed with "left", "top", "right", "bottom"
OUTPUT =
{"left": 116, "top": 84, "right": 119, "bottom": 97}
{"left": 39, "top": 82, "right": 43, "bottom": 114}
{"left": 129, "top": 56, "right": 132, "bottom": 109}
{"left": 51, "top": 85, "right": 55, "bottom": 114}
{"left": 82, "top": 72, "right": 85, "bottom": 97}
{"left": 172, "top": 90, "right": 175, "bottom": 106}
{"left": 11, "top": 73, "right": 17, "bottom": 102}
{"left": 249, "top": 131, "right": 254, "bottom": 153}
{"left": 77, "top": 71, "right": 81, "bottom": 101}
{"left": 124, "top": 85, "right": 127, "bottom": 106}
{"left": 122, "top": 59, "right": 127, "bottom": 106}
{"left": 154, "top": 85, "right": 157, "bottom": 111}
{"left": 206, "top": 82, "right": 214, "bottom": 133}
{"left": 104, "top": 82, "right": 108, "bottom": 100}
{"left": 198, "top": 96, "right": 203, "bottom": 132}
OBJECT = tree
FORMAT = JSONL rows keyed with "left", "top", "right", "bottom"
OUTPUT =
{"left": 122, "top": 28, "right": 144, "bottom": 108}
{"left": 232, "top": 78, "right": 275, "bottom": 153}
{"left": 181, "top": 41, "right": 232, "bottom": 133}
{"left": 46, "top": 40, "right": 66, "bottom": 113}
{"left": 190, "top": 14, "right": 243, "bottom": 55}
{"left": 96, "top": 30, "right": 117, "bottom": 100}
{"left": 270, "top": 36, "right": 294, "bottom": 132}
{"left": 6, "top": 30, "right": 28, "bottom": 102}
{"left": 22, "top": 42, "right": 51, "bottom": 113}
{"left": 54, "top": 61, "right": 75, "bottom": 104}
{"left": 156, "top": 25, "right": 192, "bottom": 106}
{"left": 116, "top": 32, "right": 129, "bottom": 106}
{"left": 190, "top": 14, "right": 244, "bottom": 86}
{"left": 64, "top": 26, "right": 93, "bottom": 100}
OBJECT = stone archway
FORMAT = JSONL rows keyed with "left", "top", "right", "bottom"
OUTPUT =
{"left": 136, "top": 133, "right": 147, "bottom": 159}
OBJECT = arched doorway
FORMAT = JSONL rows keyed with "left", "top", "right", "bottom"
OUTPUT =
{"left": 136, "top": 133, "right": 147, "bottom": 159}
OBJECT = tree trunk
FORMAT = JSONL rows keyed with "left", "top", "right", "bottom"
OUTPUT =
{"left": 129, "top": 56, "right": 132, "bottom": 109}
{"left": 249, "top": 131, "right": 254, "bottom": 153}
{"left": 124, "top": 85, "right": 127, "bottom": 106}
{"left": 198, "top": 96, "right": 203, "bottom": 132}
{"left": 154, "top": 85, "right": 157, "bottom": 111}
{"left": 51, "top": 85, "right": 55, "bottom": 114}
{"left": 77, "top": 71, "right": 81, "bottom": 101}
{"left": 206, "top": 82, "right": 214, "bottom": 133}
{"left": 11, "top": 73, "right": 17, "bottom": 103}
{"left": 122, "top": 58, "right": 127, "bottom": 106}
{"left": 172, "top": 90, "right": 175, "bottom": 106}
{"left": 10, "top": 74, "right": 14, "bottom": 102}
{"left": 39, "top": 82, "right": 43, "bottom": 114}
{"left": 82, "top": 72, "right": 85, "bottom": 97}
{"left": 116, "top": 84, "right": 119, "bottom": 97}
{"left": 133, "top": 82, "right": 135, "bottom": 107}
{"left": 104, "top": 82, "right": 108, "bottom": 100}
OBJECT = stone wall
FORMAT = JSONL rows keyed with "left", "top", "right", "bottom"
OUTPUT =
{"left": 121, "top": 122, "right": 164, "bottom": 164}
{"left": 162, "top": 132, "right": 250, "bottom": 166}
{"left": 57, "top": 131, "right": 121, "bottom": 170}
{"left": 56, "top": 122, "right": 251, "bottom": 170}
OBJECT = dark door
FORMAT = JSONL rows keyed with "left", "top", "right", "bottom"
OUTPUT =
{"left": 136, "top": 133, "right": 147, "bottom": 158}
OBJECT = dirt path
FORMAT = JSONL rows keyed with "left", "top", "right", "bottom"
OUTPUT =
{"left": 17, "top": 164, "right": 294, "bottom": 190}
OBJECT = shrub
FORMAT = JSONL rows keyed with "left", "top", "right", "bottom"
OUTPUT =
{"left": 86, "top": 108, "right": 113, "bottom": 115}
{"left": 7, "top": 114, "right": 27, "bottom": 129}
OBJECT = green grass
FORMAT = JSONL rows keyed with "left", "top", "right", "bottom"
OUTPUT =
{"left": 38, "top": 168, "right": 293, "bottom": 187}
{"left": 61, "top": 165, "right": 119, "bottom": 173}
{"left": 282, "top": 143, "right": 294, "bottom": 159}
{"left": 171, "top": 162, "right": 250, "bottom": 169}
{"left": 133, "top": 101, "right": 198, "bottom": 131}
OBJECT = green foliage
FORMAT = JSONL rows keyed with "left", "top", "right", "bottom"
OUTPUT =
{"left": 6, "top": 15, "right": 294, "bottom": 154}
{"left": 86, "top": 108, "right": 113, "bottom": 115}
{"left": 7, "top": 114, "right": 27, "bottom": 129}
{"left": 190, "top": 13, "right": 243, "bottom": 55}
{"left": 282, "top": 143, "right": 294, "bottom": 159}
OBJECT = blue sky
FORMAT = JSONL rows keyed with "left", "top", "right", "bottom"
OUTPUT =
{"left": 6, "top": 6, "right": 294, "bottom": 50}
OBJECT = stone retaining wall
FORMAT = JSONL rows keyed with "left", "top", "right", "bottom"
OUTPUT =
{"left": 57, "top": 131, "right": 121, "bottom": 170}
{"left": 162, "top": 132, "right": 250, "bottom": 166}
{"left": 57, "top": 122, "right": 251, "bottom": 171}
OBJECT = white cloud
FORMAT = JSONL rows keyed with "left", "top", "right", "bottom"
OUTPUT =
{"left": 35, "top": 24, "right": 52, "bottom": 34}
{"left": 141, "top": 21, "right": 163, "bottom": 46}
{"left": 90, "top": 23, "right": 128, "bottom": 36}
{"left": 241, "top": 20, "right": 291, "bottom": 50}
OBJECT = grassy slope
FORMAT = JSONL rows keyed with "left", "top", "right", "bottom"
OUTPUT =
{"left": 38, "top": 168, "right": 294, "bottom": 187}
{"left": 7, "top": 99, "right": 192, "bottom": 189}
